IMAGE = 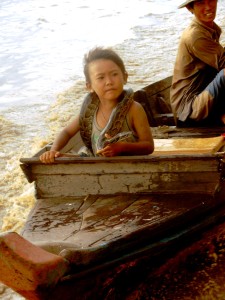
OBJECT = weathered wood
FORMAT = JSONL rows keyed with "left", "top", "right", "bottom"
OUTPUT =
{"left": 1, "top": 189, "right": 223, "bottom": 299}
{"left": 2, "top": 190, "right": 225, "bottom": 300}
{"left": 46, "top": 204, "right": 225, "bottom": 300}
{"left": 21, "top": 193, "right": 218, "bottom": 248}
{"left": 151, "top": 125, "right": 225, "bottom": 138}
{"left": 2, "top": 76, "right": 225, "bottom": 300}
{"left": 0, "top": 232, "right": 69, "bottom": 300}
{"left": 20, "top": 155, "right": 220, "bottom": 198}
{"left": 140, "top": 76, "right": 174, "bottom": 126}
{"left": 20, "top": 133, "right": 225, "bottom": 198}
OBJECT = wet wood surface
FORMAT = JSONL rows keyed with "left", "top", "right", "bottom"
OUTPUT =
{"left": 9, "top": 76, "right": 225, "bottom": 299}
{"left": 22, "top": 193, "right": 219, "bottom": 259}
{"left": 18, "top": 191, "right": 225, "bottom": 300}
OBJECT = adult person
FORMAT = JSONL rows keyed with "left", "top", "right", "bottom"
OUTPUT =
{"left": 170, "top": 0, "right": 225, "bottom": 127}
{"left": 40, "top": 47, "right": 154, "bottom": 163}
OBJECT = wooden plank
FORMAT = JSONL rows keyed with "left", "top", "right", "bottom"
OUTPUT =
{"left": 32, "top": 171, "right": 217, "bottom": 198}
{"left": 0, "top": 232, "right": 69, "bottom": 299}
{"left": 22, "top": 193, "right": 218, "bottom": 251}
{"left": 2, "top": 191, "right": 225, "bottom": 300}
{"left": 141, "top": 76, "right": 173, "bottom": 126}
{"left": 153, "top": 135, "right": 225, "bottom": 155}
{"left": 151, "top": 126, "right": 225, "bottom": 138}
{"left": 25, "top": 155, "right": 218, "bottom": 198}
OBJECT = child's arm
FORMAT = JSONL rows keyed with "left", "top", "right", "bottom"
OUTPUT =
{"left": 97, "top": 102, "right": 154, "bottom": 156}
{"left": 40, "top": 115, "right": 80, "bottom": 163}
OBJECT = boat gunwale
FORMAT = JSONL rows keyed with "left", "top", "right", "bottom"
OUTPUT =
{"left": 19, "top": 152, "right": 224, "bottom": 165}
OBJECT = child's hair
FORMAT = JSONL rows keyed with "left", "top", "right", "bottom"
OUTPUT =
{"left": 83, "top": 47, "right": 127, "bottom": 83}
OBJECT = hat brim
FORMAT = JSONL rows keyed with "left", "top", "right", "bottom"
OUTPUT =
{"left": 178, "top": 0, "right": 195, "bottom": 9}
{"left": 178, "top": 4, "right": 187, "bottom": 8}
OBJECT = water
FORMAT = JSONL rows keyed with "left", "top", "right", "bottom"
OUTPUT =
{"left": 0, "top": 0, "right": 179, "bottom": 109}
{"left": 0, "top": 0, "right": 225, "bottom": 299}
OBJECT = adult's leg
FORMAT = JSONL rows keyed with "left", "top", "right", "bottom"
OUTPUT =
{"left": 190, "top": 69, "right": 225, "bottom": 124}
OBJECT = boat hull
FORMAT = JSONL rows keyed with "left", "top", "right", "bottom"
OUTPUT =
{"left": 2, "top": 75, "right": 225, "bottom": 299}
{"left": 20, "top": 154, "right": 221, "bottom": 198}
{"left": 2, "top": 190, "right": 225, "bottom": 299}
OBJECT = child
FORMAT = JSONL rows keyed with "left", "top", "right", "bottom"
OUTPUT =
{"left": 40, "top": 47, "right": 154, "bottom": 163}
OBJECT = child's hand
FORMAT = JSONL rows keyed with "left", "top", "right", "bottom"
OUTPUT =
{"left": 39, "top": 150, "right": 61, "bottom": 164}
{"left": 97, "top": 143, "right": 123, "bottom": 157}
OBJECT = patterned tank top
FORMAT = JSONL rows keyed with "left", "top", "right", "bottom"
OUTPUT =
{"left": 91, "top": 109, "right": 137, "bottom": 156}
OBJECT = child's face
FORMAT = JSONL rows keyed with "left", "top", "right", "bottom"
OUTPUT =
{"left": 86, "top": 59, "right": 128, "bottom": 102}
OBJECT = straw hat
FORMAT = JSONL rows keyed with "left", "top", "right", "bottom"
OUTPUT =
{"left": 178, "top": 0, "right": 197, "bottom": 9}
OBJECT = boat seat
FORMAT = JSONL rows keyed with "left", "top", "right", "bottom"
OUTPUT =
{"left": 133, "top": 76, "right": 176, "bottom": 127}
{"left": 153, "top": 135, "right": 225, "bottom": 155}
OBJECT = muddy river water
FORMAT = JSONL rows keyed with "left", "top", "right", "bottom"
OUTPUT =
{"left": 1, "top": 0, "right": 225, "bottom": 298}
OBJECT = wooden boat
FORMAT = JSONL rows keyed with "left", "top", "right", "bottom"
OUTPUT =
{"left": 2, "top": 76, "right": 225, "bottom": 299}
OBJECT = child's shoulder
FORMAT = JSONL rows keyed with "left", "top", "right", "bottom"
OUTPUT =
{"left": 131, "top": 100, "right": 144, "bottom": 110}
